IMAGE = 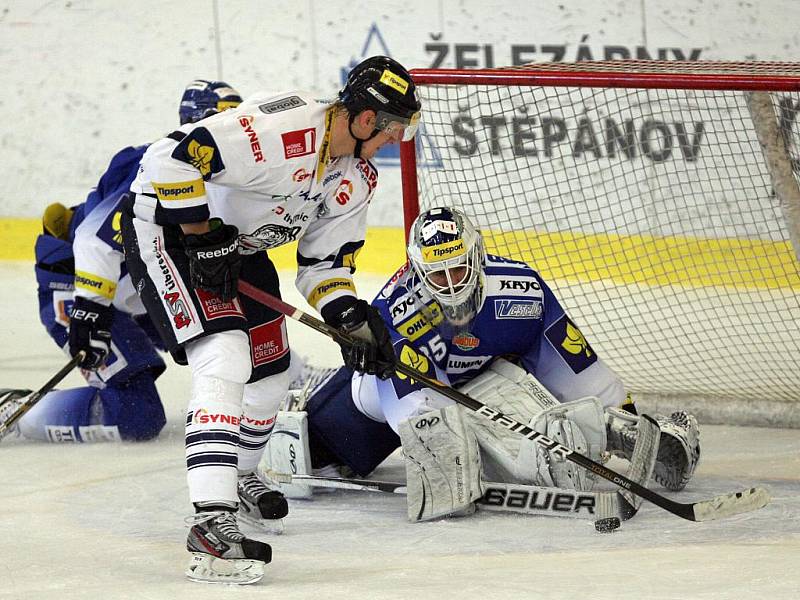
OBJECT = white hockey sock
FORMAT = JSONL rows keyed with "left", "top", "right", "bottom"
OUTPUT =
{"left": 238, "top": 371, "right": 289, "bottom": 474}
{"left": 186, "top": 375, "right": 245, "bottom": 505}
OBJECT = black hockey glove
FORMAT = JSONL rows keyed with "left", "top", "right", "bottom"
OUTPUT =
{"left": 183, "top": 218, "right": 242, "bottom": 302}
{"left": 322, "top": 298, "right": 396, "bottom": 380}
{"left": 69, "top": 296, "right": 113, "bottom": 370}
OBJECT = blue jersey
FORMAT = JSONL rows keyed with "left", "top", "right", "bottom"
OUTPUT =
{"left": 372, "top": 254, "right": 625, "bottom": 408}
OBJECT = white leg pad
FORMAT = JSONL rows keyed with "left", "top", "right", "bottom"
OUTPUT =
{"left": 258, "top": 410, "right": 313, "bottom": 499}
{"left": 399, "top": 405, "right": 483, "bottom": 522}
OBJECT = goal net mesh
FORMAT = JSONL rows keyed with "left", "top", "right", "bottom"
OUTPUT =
{"left": 402, "top": 61, "right": 800, "bottom": 423}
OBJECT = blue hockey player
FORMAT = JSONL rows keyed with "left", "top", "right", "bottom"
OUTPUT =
{"left": 270, "top": 206, "right": 702, "bottom": 520}
{"left": 0, "top": 80, "right": 243, "bottom": 443}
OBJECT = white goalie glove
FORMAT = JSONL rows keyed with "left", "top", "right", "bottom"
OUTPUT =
{"left": 605, "top": 406, "right": 701, "bottom": 491}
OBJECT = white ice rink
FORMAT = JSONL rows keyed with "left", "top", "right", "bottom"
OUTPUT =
{"left": 1, "top": 261, "right": 799, "bottom": 600}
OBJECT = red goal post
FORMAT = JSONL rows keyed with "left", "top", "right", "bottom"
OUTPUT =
{"left": 399, "top": 61, "right": 800, "bottom": 426}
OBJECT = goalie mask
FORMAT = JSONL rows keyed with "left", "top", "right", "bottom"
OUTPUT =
{"left": 407, "top": 207, "right": 486, "bottom": 329}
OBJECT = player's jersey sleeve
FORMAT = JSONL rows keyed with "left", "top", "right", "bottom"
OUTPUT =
{"left": 294, "top": 159, "right": 376, "bottom": 316}
{"left": 130, "top": 118, "right": 240, "bottom": 225}
{"left": 72, "top": 195, "right": 127, "bottom": 306}
{"left": 84, "top": 145, "right": 148, "bottom": 214}
{"left": 131, "top": 91, "right": 326, "bottom": 227}
{"left": 522, "top": 277, "right": 625, "bottom": 408}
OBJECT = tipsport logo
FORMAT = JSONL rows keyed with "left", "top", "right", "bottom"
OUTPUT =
{"left": 341, "top": 23, "right": 441, "bottom": 169}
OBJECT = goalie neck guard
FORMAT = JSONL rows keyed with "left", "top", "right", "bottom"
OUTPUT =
{"left": 407, "top": 207, "right": 486, "bottom": 331}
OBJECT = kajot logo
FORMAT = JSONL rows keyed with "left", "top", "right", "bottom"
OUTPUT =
{"left": 341, "top": 23, "right": 441, "bottom": 169}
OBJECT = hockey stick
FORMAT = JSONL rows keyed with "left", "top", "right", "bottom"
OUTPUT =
{"left": 0, "top": 351, "right": 85, "bottom": 439}
{"left": 265, "top": 469, "right": 408, "bottom": 494}
{"left": 238, "top": 281, "right": 770, "bottom": 522}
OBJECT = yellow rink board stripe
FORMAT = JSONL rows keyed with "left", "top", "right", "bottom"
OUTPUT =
{"left": 487, "top": 229, "right": 800, "bottom": 290}
{"left": 3, "top": 218, "right": 798, "bottom": 289}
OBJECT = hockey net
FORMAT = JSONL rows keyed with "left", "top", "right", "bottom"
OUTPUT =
{"left": 400, "top": 61, "right": 800, "bottom": 427}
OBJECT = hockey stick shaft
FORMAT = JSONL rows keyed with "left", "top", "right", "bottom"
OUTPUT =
{"left": 238, "top": 282, "right": 769, "bottom": 522}
{"left": 0, "top": 351, "right": 85, "bottom": 438}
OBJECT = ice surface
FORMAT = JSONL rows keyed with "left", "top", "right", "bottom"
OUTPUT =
{"left": 1, "top": 262, "right": 798, "bottom": 600}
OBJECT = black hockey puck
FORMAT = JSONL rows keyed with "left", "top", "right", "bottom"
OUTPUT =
{"left": 594, "top": 517, "right": 621, "bottom": 533}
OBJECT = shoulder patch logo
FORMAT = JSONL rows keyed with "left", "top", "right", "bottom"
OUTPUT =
{"left": 544, "top": 315, "right": 598, "bottom": 374}
{"left": 187, "top": 140, "right": 215, "bottom": 177}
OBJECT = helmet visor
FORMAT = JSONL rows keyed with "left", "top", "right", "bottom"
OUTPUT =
{"left": 375, "top": 109, "right": 421, "bottom": 141}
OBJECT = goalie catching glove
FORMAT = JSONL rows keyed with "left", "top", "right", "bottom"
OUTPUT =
{"left": 321, "top": 298, "right": 395, "bottom": 380}
{"left": 183, "top": 218, "right": 241, "bottom": 302}
{"left": 69, "top": 296, "right": 113, "bottom": 370}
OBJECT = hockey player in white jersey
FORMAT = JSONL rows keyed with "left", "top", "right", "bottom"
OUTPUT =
{"left": 269, "top": 207, "right": 701, "bottom": 521}
{"left": 120, "top": 56, "right": 422, "bottom": 584}
{"left": 0, "top": 80, "right": 242, "bottom": 444}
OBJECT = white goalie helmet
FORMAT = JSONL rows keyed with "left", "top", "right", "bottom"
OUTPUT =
{"left": 407, "top": 207, "right": 486, "bottom": 328}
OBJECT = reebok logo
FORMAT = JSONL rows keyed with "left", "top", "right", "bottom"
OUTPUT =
{"left": 196, "top": 241, "right": 237, "bottom": 259}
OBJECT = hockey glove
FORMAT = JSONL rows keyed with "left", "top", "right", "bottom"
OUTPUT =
{"left": 322, "top": 298, "right": 396, "bottom": 380}
{"left": 183, "top": 218, "right": 242, "bottom": 302}
{"left": 69, "top": 296, "right": 113, "bottom": 370}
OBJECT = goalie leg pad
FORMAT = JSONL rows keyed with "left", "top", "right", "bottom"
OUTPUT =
{"left": 259, "top": 410, "right": 313, "bottom": 499}
{"left": 399, "top": 405, "right": 483, "bottom": 522}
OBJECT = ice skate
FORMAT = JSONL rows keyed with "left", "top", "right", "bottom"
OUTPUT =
{"left": 237, "top": 472, "right": 289, "bottom": 533}
{"left": 185, "top": 509, "right": 271, "bottom": 585}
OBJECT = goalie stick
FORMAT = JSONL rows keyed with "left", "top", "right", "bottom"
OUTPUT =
{"left": 238, "top": 281, "right": 770, "bottom": 522}
{"left": 0, "top": 351, "right": 85, "bottom": 439}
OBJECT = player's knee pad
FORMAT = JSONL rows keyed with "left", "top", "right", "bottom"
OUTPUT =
{"left": 186, "top": 330, "right": 252, "bottom": 383}
{"left": 399, "top": 405, "right": 483, "bottom": 522}
{"left": 242, "top": 371, "right": 289, "bottom": 418}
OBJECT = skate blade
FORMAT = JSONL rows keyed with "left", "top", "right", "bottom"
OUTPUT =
{"left": 237, "top": 511, "right": 285, "bottom": 535}
{"left": 185, "top": 553, "right": 265, "bottom": 585}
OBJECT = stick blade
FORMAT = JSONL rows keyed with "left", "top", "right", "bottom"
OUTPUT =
{"left": 691, "top": 486, "right": 771, "bottom": 521}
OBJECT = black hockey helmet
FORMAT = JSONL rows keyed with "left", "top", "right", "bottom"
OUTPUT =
{"left": 339, "top": 56, "right": 422, "bottom": 141}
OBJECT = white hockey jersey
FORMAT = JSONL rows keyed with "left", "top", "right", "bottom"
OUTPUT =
{"left": 72, "top": 194, "right": 146, "bottom": 314}
{"left": 130, "top": 91, "right": 379, "bottom": 314}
